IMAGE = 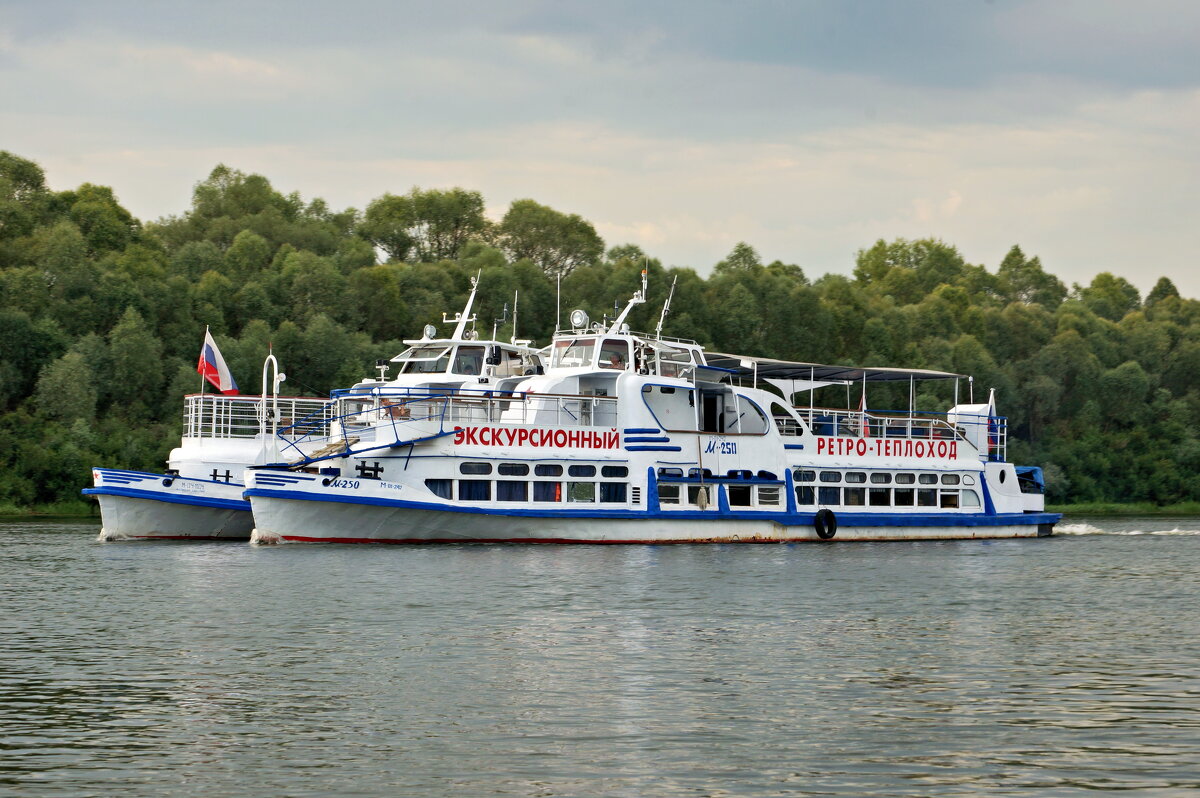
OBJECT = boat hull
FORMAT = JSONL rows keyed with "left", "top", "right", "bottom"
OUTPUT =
{"left": 247, "top": 488, "right": 1057, "bottom": 545}
{"left": 85, "top": 469, "right": 252, "bottom": 541}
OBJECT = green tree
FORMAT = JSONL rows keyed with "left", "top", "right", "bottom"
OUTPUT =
{"left": 497, "top": 199, "right": 604, "bottom": 279}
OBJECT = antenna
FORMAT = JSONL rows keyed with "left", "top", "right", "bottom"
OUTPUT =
{"left": 492, "top": 301, "right": 509, "bottom": 342}
{"left": 510, "top": 290, "right": 520, "bottom": 344}
{"left": 655, "top": 274, "right": 677, "bottom": 339}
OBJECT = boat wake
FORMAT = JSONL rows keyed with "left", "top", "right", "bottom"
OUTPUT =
{"left": 1056, "top": 523, "right": 1200, "bottom": 536}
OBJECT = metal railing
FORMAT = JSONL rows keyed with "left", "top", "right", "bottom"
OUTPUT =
{"left": 779, "top": 407, "right": 1008, "bottom": 459}
{"left": 183, "top": 394, "right": 336, "bottom": 440}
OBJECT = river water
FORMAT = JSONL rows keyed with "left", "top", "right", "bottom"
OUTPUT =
{"left": 2, "top": 517, "right": 1199, "bottom": 797}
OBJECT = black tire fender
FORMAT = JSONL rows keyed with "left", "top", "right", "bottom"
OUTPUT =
{"left": 815, "top": 508, "right": 837, "bottom": 540}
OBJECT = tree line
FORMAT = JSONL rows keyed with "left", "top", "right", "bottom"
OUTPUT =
{"left": 1, "top": 151, "right": 1197, "bottom": 511}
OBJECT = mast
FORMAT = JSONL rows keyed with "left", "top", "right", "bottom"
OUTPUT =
{"left": 655, "top": 275, "right": 677, "bottom": 339}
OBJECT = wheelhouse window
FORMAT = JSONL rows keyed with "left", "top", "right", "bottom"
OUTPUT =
{"left": 396, "top": 345, "right": 451, "bottom": 374}
{"left": 599, "top": 339, "right": 630, "bottom": 370}
{"left": 552, "top": 337, "right": 596, "bottom": 368}
{"left": 452, "top": 346, "right": 485, "bottom": 375}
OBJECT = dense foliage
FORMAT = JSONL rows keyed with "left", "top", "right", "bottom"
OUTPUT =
{"left": 1, "top": 152, "right": 1197, "bottom": 511}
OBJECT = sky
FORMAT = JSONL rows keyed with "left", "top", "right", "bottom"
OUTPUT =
{"left": 2, "top": 0, "right": 1198, "bottom": 298}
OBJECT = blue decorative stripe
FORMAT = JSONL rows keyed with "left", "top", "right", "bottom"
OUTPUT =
{"left": 93, "top": 469, "right": 245, "bottom": 488}
{"left": 625, "top": 436, "right": 671, "bottom": 443}
{"left": 624, "top": 445, "right": 683, "bottom": 452}
{"left": 82, "top": 486, "right": 250, "bottom": 512}
{"left": 623, "top": 428, "right": 661, "bottom": 434}
{"left": 245, "top": 486, "right": 1060, "bottom": 528}
{"left": 783, "top": 444, "right": 805, "bottom": 450}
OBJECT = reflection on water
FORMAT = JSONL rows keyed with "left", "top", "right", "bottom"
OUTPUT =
{"left": 2, "top": 518, "right": 1200, "bottom": 796}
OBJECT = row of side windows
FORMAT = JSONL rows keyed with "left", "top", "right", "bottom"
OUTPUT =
{"left": 793, "top": 469, "right": 974, "bottom": 486}
{"left": 794, "top": 485, "right": 981, "bottom": 509}
{"left": 428, "top": 462, "right": 630, "bottom": 504}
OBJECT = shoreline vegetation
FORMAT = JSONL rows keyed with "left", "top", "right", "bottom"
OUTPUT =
{"left": 1, "top": 151, "right": 1199, "bottom": 512}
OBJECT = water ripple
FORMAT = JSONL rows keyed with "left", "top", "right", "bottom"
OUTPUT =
{"left": 2, "top": 520, "right": 1200, "bottom": 796}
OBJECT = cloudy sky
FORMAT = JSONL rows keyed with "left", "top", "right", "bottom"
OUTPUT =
{"left": 3, "top": 0, "right": 1198, "bottom": 297}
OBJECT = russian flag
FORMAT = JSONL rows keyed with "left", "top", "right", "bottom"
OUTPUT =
{"left": 197, "top": 328, "right": 239, "bottom": 395}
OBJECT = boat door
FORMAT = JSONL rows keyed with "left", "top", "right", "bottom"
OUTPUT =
{"left": 701, "top": 390, "right": 725, "bottom": 433}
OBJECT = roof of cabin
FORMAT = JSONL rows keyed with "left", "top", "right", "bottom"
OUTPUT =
{"left": 704, "top": 352, "right": 963, "bottom": 383}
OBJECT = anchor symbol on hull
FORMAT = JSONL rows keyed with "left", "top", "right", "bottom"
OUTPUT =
{"left": 355, "top": 461, "right": 384, "bottom": 479}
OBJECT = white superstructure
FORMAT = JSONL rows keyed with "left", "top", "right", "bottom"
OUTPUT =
{"left": 245, "top": 274, "right": 1059, "bottom": 544}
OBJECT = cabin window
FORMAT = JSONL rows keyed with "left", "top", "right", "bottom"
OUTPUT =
{"left": 870, "top": 473, "right": 892, "bottom": 484}
{"left": 497, "top": 481, "right": 528, "bottom": 502}
{"left": 819, "top": 486, "right": 841, "bottom": 505}
{"left": 869, "top": 488, "right": 890, "bottom": 507}
{"left": 918, "top": 473, "right": 938, "bottom": 485}
{"left": 736, "top": 399, "right": 771, "bottom": 435}
{"left": 940, "top": 491, "right": 960, "bottom": 509}
{"left": 498, "top": 463, "right": 529, "bottom": 476}
{"left": 533, "top": 482, "right": 561, "bottom": 502}
{"left": 796, "top": 486, "right": 816, "bottom": 505}
{"left": 658, "top": 467, "right": 684, "bottom": 478}
{"left": 453, "top": 346, "right": 486, "bottom": 375}
{"left": 961, "top": 490, "right": 981, "bottom": 508}
{"left": 568, "top": 482, "right": 595, "bottom": 503}
{"left": 569, "top": 465, "right": 596, "bottom": 477}
{"left": 845, "top": 472, "right": 866, "bottom": 484}
{"left": 599, "top": 339, "right": 629, "bottom": 370}
{"left": 844, "top": 487, "right": 866, "bottom": 506}
{"left": 893, "top": 488, "right": 915, "bottom": 507}
{"left": 397, "top": 345, "right": 450, "bottom": 374}
{"left": 728, "top": 485, "right": 752, "bottom": 506}
{"left": 602, "top": 465, "right": 628, "bottom": 478}
{"left": 425, "top": 479, "right": 452, "bottom": 499}
{"left": 941, "top": 474, "right": 961, "bottom": 485}
{"left": 535, "top": 464, "right": 563, "bottom": 477}
{"left": 819, "top": 471, "right": 841, "bottom": 483}
{"left": 552, "top": 337, "right": 596, "bottom": 368}
{"left": 758, "top": 486, "right": 781, "bottom": 505}
{"left": 962, "top": 475, "right": 976, "bottom": 486}
{"left": 460, "top": 462, "right": 492, "bottom": 475}
{"left": 600, "top": 483, "right": 627, "bottom": 503}
{"left": 794, "top": 470, "right": 816, "bottom": 483}
{"left": 458, "top": 480, "right": 490, "bottom": 501}
{"left": 659, "top": 484, "right": 681, "bottom": 505}
{"left": 917, "top": 488, "right": 937, "bottom": 506}
{"left": 687, "top": 486, "right": 712, "bottom": 507}
{"left": 895, "top": 473, "right": 915, "bottom": 484}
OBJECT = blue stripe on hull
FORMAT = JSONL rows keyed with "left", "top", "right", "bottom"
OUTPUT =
{"left": 245, "top": 487, "right": 1059, "bottom": 528}
{"left": 84, "top": 486, "right": 250, "bottom": 512}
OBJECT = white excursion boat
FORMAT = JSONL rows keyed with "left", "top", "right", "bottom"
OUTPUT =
{"left": 86, "top": 276, "right": 540, "bottom": 542}
{"left": 85, "top": 354, "right": 335, "bottom": 540}
{"left": 245, "top": 275, "right": 1060, "bottom": 544}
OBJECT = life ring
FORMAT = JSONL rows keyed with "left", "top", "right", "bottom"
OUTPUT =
{"left": 814, "top": 508, "right": 837, "bottom": 540}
